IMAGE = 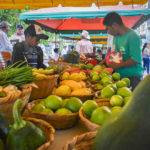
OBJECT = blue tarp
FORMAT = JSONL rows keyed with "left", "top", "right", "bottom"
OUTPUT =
{"left": 20, "top": 9, "right": 150, "bottom": 20}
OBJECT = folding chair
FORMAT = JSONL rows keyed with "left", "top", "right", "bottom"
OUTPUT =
{"left": 1, "top": 51, "right": 12, "bottom": 67}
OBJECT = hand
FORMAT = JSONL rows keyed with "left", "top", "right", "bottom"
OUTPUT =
{"left": 107, "top": 62, "right": 122, "bottom": 69}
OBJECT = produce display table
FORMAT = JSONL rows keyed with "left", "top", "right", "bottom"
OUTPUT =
{"left": 48, "top": 122, "right": 87, "bottom": 150}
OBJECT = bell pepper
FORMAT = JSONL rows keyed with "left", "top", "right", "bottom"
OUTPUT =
{"left": 6, "top": 99, "right": 46, "bottom": 150}
{"left": 0, "top": 139, "right": 4, "bottom": 150}
{"left": 0, "top": 113, "right": 9, "bottom": 144}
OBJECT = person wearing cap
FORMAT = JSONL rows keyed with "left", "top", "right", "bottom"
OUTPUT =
{"left": 75, "top": 30, "right": 93, "bottom": 56}
{"left": 103, "top": 12, "right": 143, "bottom": 90}
{"left": 11, "top": 24, "right": 48, "bottom": 68}
{"left": 0, "top": 21, "right": 13, "bottom": 52}
{"left": 0, "top": 21, "right": 13, "bottom": 67}
{"left": 10, "top": 24, "right": 25, "bottom": 44}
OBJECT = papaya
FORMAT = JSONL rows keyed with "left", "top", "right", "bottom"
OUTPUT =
{"left": 60, "top": 80, "right": 82, "bottom": 91}
{"left": 71, "top": 88, "right": 91, "bottom": 96}
{"left": 94, "top": 75, "right": 150, "bottom": 150}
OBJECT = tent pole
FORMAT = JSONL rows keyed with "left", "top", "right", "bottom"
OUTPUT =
{"left": 97, "top": 0, "right": 100, "bottom": 8}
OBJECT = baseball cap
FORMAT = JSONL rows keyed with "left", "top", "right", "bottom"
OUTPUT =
{"left": 24, "top": 24, "right": 48, "bottom": 40}
{"left": 16, "top": 24, "right": 23, "bottom": 29}
{"left": 0, "top": 21, "right": 10, "bottom": 28}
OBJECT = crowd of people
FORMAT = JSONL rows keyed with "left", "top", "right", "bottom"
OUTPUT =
{"left": 0, "top": 11, "right": 150, "bottom": 90}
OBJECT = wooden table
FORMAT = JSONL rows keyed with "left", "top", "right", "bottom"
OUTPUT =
{"left": 48, "top": 123, "right": 87, "bottom": 150}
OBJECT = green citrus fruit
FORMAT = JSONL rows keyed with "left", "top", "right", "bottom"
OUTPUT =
{"left": 44, "top": 95, "right": 62, "bottom": 111}
{"left": 121, "top": 78, "right": 130, "bottom": 87}
{"left": 116, "top": 80, "right": 127, "bottom": 88}
{"left": 55, "top": 108, "right": 72, "bottom": 115}
{"left": 32, "top": 103, "right": 46, "bottom": 112}
{"left": 117, "top": 87, "right": 132, "bottom": 98}
{"left": 90, "top": 106, "right": 111, "bottom": 125}
{"left": 82, "top": 100, "right": 98, "bottom": 118}
{"left": 64, "top": 97, "right": 82, "bottom": 112}
{"left": 111, "top": 106, "right": 122, "bottom": 117}
{"left": 101, "top": 86, "right": 115, "bottom": 98}
{"left": 112, "top": 73, "right": 121, "bottom": 81}
{"left": 110, "top": 95, "right": 123, "bottom": 106}
{"left": 41, "top": 108, "right": 53, "bottom": 115}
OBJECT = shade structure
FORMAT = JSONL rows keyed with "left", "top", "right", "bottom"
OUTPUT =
{"left": 0, "top": 0, "right": 148, "bottom": 9}
{"left": 35, "top": 16, "right": 142, "bottom": 34}
{"left": 61, "top": 34, "right": 108, "bottom": 44}
{"left": 20, "top": 5, "right": 150, "bottom": 20}
{"left": 20, "top": 5, "right": 150, "bottom": 34}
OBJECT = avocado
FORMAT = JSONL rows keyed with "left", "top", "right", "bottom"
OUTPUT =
{"left": 94, "top": 75, "right": 150, "bottom": 150}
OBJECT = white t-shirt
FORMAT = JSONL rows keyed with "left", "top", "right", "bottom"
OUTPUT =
{"left": 10, "top": 33, "right": 25, "bottom": 43}
{"left": 76, "top": 39, "right": 93, "bottom": 54}
{"left": 51, "top": 50, "right": 59, "bottom": 61}
{"left": 0, "top": 30, "right": 12, "bottom": 51}
{"left": 143, "top": 45, "right": 150, "bottom": 57}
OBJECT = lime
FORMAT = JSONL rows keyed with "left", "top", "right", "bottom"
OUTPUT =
{"left": 41, "top": 108, "right": 53, "bottom": 115}
{"left": 121, "top": 78, "right": 130, "bottom": 87}
{"left": 90, "top": 106, "right": 111, "bottom": 125}
{"left": 44, "top": 95, "right": 62, "bottom": 111}
{"left": 112, "top": 73, "right": 120, "bottom": 81}
{"left": 101, "top": 86, "right": 115, "bottom": 98}
{"left": 110, "top": 95, "right": 123, "bottom": 106}
{"left": 32, "top": 103, "right": 46, "bottom": 112}
{"left": 101, "top": 76, "right": 112, "bottom": 86}
{"left": 55, "top": 108, "right": 72, "bottom": 115}
{"left": 64, "top": 97, "right": 82, "bottom": 112}
{"left": 82, "top": 100, "right": 98, "bottom": 118}
{"left": 117, "top": 87, "right": 132, "bottom": 98}
{"left": 111, "top": 106, "right": 122, "bottom": 117}
{"left": 116, "top": 80, "right": 127, "bottom": 88}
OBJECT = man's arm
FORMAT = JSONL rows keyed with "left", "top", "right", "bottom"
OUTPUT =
{"left": 11, "top": 43, "right": 26, "bottom": 64}
{"left": 37, "top": 46, "right": 46, "bottom": 68}
{"left": 107, "top": 58, "right": 137, "bottom": 69}
{"left": 108, "top": 31, "right": 141, "bottom": 70}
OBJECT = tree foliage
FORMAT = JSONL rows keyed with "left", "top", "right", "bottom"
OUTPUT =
{"left": 0, "top": 9, "right": 27, "bottom": 36}
{"left": 0, "top": 9, "right": 64, "bottom": 49}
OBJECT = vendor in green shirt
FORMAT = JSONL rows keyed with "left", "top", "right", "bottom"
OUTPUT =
{"left": 103, "top": 12, "right": 143, "bottom": 90}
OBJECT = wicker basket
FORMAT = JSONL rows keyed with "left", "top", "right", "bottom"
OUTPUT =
{"left": 0, "top": 85, "right": 32, "bottom": 123}
{"left": 24, "top": 100, "right": 79, "bottom": 130}
{"left": 30, "top": 75, "right": 58, "bottom": 101}
{"left": 95, "top": 98, "right": 110, "bottom": 107}
{"left": 79, "top": 108, "right": 100, "bottom": 131}
{"left": 63, "top": 131, "right": 97, "bottom": 150}
{"left": 24, "top": 117, "right": 55, "bottom": 150}
{"left": 61, "top": 94, "right": 94, "bottom": 102}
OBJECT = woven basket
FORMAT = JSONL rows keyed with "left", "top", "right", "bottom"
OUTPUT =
{"left": 25, "top": 100, "right": 79, "bottom": 130}
{"left": 79, "top": 108, "right": 100, "bottom": 131}
{"left": 61, "top": 94, "right": 94, "bottom": 102}
{"left": 95, "top": 98, "right": 110, "bottom": 107}
{"left": 24, "top": 117, "right": 55, "bottom": 150}
{"left": 30, "top": 75, "right": 58, "bottom": 101}
{"left": 0, "top": 85, "right": 32, "bottom": 123}
{"left": 63, "top": 131, "right": 97, "bottom": 150}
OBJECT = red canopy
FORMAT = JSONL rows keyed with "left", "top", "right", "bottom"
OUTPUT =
{"left": 36, "top": 15, "right": 142, "bottom": 32}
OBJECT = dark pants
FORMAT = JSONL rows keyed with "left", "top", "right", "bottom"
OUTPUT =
{"left": 143, "top": 57, "right": 150, "bottom": 74}
{"left": 128, "top": 76, "right": 141, "bottom": 91}
{"left": 102, "top": 54, "right": 106, "bottom": 59}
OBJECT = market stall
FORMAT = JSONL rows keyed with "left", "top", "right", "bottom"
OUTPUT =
{"left": 1, "top": 2, "right": 150, "bottom": 150}
{"left": 20, "top": 5, "right": 150, "bottom": 34}
{"left": 0, "top": 0, "right": 148, "bottom": 9}
{"left": 0, "top": 61, "right": 149, "bottom": 150}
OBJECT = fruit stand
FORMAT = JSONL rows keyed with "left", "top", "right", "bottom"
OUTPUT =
{"left": 0, "top": 61, "right": 135, "bottom": 150}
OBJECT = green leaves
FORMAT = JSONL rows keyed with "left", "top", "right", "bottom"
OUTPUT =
{"left": 0, "top": 9, "right": 27, "bottom": 36}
